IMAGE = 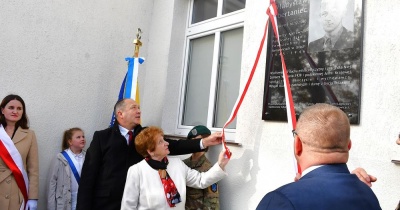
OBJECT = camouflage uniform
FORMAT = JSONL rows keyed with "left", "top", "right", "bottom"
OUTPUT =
{"left": 183, "top": 154, "right": 219, "bottom": 210}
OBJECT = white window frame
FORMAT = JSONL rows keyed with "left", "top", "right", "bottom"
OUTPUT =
{"left": 174, "top": 0, "right": 245, "bottom": 142}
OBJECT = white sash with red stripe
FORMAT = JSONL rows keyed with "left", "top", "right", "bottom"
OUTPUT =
{"left": 0, "top": 125, "right": 29, "bottom": 210}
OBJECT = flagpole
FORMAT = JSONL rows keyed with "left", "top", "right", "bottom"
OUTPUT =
{"left": 133, "top": 28, "right": 142, "bottom": 58}
{"left": 131, "top": 28, "right": 142, "bottom": 104}
{"left": 109, "top": 28, "right": 144, "bottom": 127}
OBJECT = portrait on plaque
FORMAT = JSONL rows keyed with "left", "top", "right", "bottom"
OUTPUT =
{"left": 262, "top": 0, "right": 363, "bottom": 124}
{"left": 308, "top": 0, "right": 355, "bottom": 53}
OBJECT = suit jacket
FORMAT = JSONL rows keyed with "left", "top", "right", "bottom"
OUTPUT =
{"left": 0, "top": 127, "right": 39, "bottom": 210}
{"left": 308, "top": 27, "right": 354, "bottom": 52}
{"left": 76, "top": 124, "right": 203, "bottom": 210}
{"left": 256, "top": 164, "right": 381, "bottom": 210}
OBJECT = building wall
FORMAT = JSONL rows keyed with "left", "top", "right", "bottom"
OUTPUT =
{"left": 1, "top": 0, "right": 399, "bottom": 209}
{"left": 160, "top": 1, "right": 400, "bottom": 210}
{"left": 0, "top": 0, "right": 154, "bottom": 208}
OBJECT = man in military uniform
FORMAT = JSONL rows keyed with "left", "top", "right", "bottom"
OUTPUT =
{"left": 183, "top": 125, "right": 219, "bottom": 210}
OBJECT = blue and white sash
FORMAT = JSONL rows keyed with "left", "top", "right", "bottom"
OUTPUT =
{"left": 61, "top": 150, "right": 81, "bottom": 184}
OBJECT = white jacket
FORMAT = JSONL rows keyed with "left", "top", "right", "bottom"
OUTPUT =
{"left": 121, "top": 157, "right": 227, "bottom": 210}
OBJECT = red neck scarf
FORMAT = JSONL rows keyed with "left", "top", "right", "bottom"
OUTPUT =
{"left": 145, "top": 157, "right": 182, "bottom": 207}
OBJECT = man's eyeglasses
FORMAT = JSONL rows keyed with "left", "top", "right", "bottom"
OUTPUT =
{"left": 292, "top": 130, "right": 298, "bottom": 137}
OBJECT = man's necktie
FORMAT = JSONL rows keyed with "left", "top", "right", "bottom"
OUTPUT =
{"left": 128, "top": 130, "right": 133, "bottom": 146}
{"left": 324, "top": 38, "right": 332, "bottom": 51}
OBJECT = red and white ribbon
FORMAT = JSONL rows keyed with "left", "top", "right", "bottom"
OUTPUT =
{"left": 266, "top": 0, "right": 297, "bottom": 131}
{"left": 266, "top": 0, "right": 300, "bottom": 174}
{"left": 0, "top": 125, "right": 29, "bottom": 209}
{"left": 222, "top": 0, "right": 300, "bottom": 174}
{"left": 221, "top": 1, "right": 272, "bottom": 159}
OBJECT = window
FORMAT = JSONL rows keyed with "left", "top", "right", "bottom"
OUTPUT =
{"left": 177, "top": 0, "right": 245, "bottom": 141}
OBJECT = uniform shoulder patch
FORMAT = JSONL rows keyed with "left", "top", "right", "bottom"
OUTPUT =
{"left": 210, "top": 183, "right": 218, "bottom": 193}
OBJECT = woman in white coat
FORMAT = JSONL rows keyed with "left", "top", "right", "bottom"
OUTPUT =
{"left": 121, "top": 126, "right": 231, "bottom": 210}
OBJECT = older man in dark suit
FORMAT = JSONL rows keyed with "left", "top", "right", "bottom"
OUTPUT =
{"left": 76, "top": 99, "right": 222, "bottom": 210}
{"left": 256, "top": 104, "right": 381, "bottom": 210}
{"left": 308, "top": 0, "right": 354, "bottom": 52}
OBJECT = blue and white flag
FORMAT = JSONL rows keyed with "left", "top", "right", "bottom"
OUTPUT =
{"left": 109, "top": 56, "right": 145, "bottom": 127}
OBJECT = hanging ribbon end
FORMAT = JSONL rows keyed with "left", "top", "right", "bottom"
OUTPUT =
{"left": 224, "top": 148, "right": 232, "bottom": 159}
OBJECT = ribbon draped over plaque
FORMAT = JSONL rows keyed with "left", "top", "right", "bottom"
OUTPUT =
{"left": 222, "top": 0, "right": 300, "bottom": 174}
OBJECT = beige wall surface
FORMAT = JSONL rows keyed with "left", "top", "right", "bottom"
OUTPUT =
{"left": 0, "top": 0, "right": 154, "bottom": 208}
{"left": 233, "top": 1, "right": 400, "bottom": 209}
{"left": 1, "top": 0, "right": 400, "bottom": 209}
{"left": 160, "top": 1, "right": 400, "bottom": 210}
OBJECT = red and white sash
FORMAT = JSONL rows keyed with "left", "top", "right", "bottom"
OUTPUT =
{"left": 0, "top": 125, "right": 29, "bottom": 210}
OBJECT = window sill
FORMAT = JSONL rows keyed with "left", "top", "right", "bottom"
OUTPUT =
{"left": 164, "top": 134, "right": 241, "bottom": 146}
{"left": 391, "top": 160, "right": 400, "bottom": 164}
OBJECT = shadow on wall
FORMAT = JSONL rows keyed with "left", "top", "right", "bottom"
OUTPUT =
{"left": 218, "top": 124, "right": 263, "bottom": 210}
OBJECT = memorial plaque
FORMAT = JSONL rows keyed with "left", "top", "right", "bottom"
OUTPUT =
{"left": 262, "top": 0, "right": 363, "bottom": 124}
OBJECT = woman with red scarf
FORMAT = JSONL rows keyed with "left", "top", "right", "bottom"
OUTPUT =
{"left": 121, "top": 126, "right": 230, "bottom": 210}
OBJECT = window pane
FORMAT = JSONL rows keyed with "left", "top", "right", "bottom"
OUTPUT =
{"left": 214, "top": 28, "right": 243, "bottom": 128}
{"left": 222, "top": 0, "right": 246, "bottom": 14}
{"left": 182, "top": 35, "right": 215, "bottom": 126}
{"left": 192, "top": 0, "right": 218, "bottom": 24}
